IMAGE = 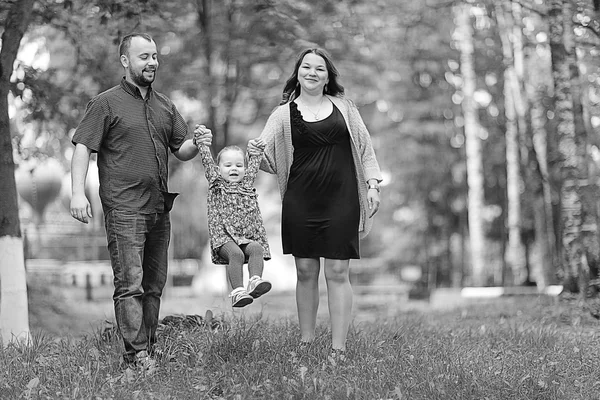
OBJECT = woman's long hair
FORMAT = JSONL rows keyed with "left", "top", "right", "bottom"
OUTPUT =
{"left": 279, "top": 48, "right": 344, "bottom": 105}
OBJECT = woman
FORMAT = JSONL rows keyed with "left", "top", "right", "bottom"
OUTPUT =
{"left": 250, "top": 48, "right": 382, "bottom": 352}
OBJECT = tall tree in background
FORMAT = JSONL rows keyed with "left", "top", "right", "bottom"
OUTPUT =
{"left": 548, "top": 0, "right": 585, "bottom": 294}
{"left": 522, "top": 6, "right": 558, "bottom": 287}
{"left": 193, "top": 0, "right": 314, "bottom": 153}
{"left": 565, "top": 0, "right": 600, "bottom": 295}
{"left": 0, "top": 0, "right": 35, "bottom": 345}
{"left": 196, "top": 0, "right": 219, "bottom": 151}
{"left": 455, "top": 1, "right": 487, "bottom": 285}
{"left": 525, "top": 61, "right": 558, "bottom": 288}
{"left": 495, "top": 1, "right": 528, "bottom": 284}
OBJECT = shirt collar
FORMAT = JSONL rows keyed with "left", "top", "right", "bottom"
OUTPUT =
{"left": 120, "top": 77, "right": 153, "bottom": 99}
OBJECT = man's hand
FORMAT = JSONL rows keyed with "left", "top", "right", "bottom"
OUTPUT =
{"left": 247, "top": 138, "right": 264, "bottom": 156}
{"left": 70, "top": 193, "right": 92, "bottom": 224}
{"left": 193, "top": 124, "right": 212, "bottom": 147}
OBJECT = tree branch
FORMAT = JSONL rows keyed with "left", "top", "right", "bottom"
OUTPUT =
{"left": 510, "top": 0, "right": 546, "bottom": 17}
{"left": 573, "top": 21, "right": 600, "bottom": 40}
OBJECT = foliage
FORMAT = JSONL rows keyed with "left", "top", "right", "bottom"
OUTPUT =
{"left": 2, "top": 295, "right": 600, "bottom": 399}
{"left": 4, "top": 0, "right": 600, "bottom": 286}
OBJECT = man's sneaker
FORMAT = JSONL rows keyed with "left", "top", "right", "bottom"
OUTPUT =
{"left": 247, "top": 276, "right": 272, "bottom": 299}
{"left": 230, "top": 288, "right": 253, "bottom": 308}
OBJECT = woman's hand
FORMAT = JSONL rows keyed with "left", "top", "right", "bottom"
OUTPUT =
{"left": 367, "top": 187, "right": 380, "bottom": 218}
{"left": 247, "top": 138, "right": 265, "bottom": 156}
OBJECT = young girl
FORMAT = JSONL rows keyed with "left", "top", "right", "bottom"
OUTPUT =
{"left": 196, "top": 139, "right": 272, "bottom": 307}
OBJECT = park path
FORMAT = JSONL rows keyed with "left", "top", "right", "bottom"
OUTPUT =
{"left": 32, "top": 283, "right": 466, "bottom": 338}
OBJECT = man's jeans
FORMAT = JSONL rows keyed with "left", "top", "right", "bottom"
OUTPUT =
{"left": 104, "top": 209, "right": 170, "bottom": 362}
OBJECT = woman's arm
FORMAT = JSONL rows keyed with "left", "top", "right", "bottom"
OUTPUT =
{"left": 255, "top": 107, "right": 285, "bottom": 174}
{"left": 347, "top": 101, "right": 383, "bottom": 184}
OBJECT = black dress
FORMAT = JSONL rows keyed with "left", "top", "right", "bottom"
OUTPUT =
{"left": 281, "top": 101, "right": 360, "bottom": 259}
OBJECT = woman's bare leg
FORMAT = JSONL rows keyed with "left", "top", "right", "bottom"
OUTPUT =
{"left": 324, "top": 258, "right": 352, "bottom": 351}
{"left": 294, "top": 257, "right": 321, "bottom": 342}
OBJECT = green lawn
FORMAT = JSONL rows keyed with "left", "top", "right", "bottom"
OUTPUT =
{"left": 2, "top": 287, "right": 600, "bottom": 399}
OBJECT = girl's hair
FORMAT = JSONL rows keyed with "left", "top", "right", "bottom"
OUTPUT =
{"left": 280, "top": 48, "right": 344, "bottom": 105}
{"left": 216, "top": 145, "right": 246, "bottom": 165}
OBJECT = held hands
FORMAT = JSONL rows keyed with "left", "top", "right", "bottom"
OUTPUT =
{"left": 247, "top": 138, "right": 265, "bottom": 156}
{"left": 193, "top": 124, "right": 213, "bottom": 148}
{"left": 70, "top": 193, "right": 92, "bottom": 224}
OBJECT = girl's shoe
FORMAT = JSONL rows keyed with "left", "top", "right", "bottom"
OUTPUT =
{"left": 230, "top": 288, "right": 253, "bottom": 307}
{"left": 247, "top": 276, "right": 272, "bottom": 298}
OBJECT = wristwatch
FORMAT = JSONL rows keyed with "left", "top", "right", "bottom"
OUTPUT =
{"left": 368, "top": 183, "right": 380, "bottom": 192}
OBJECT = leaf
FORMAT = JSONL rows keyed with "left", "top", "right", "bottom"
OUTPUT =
{"left": 89, "top": 347, "right": 100, "bottom": 359}
{"left": 394, "top": 386, "right": 404, "bottom": 399}
{"left": 26, "top": 377, "right": 39, "bottom": 390}
{"left": 298, "top": 365, "right": 308, "bottom": 382}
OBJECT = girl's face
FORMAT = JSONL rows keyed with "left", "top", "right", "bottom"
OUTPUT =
{"left": 297, "top": 53, "right": 329, "bottom": 95}
{"left": 218, "top": 149, "right": 246, "bottom": 183}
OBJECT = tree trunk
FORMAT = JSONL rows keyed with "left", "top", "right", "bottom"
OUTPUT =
{"left": 495, "top": 1, "right": 528, "bottom": 285}
{"left": 0, "top": 0, "right": 35, "bottom": 346}
{"left": 455, "top": 2, "right": 487, "bottom": 286}
{"left": 196, "top": 0, "right": 221, "bottom": 153}
{"left": 221, "top": 4, "right": 240, "bottom": 151}
{"left": 548, "top": 0, "right": 584, "bottom": 294}
{"left": 528, "top": 87, "right": 557, "bottom": 288}
{"left": 525, "top": 47, "right": 558, "bottom": 288}
{"left": 511, "top": 0, "right": 543, "bottom": 285}
{"left": 564, "top": 0, "right": 600, "bottom": 297}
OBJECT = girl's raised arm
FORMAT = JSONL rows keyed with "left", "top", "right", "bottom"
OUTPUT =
{"left": 197, "top": 144, "right": 219, "bottom": 183}
{"left": 243, "top": 138, "right": 265, "bottom": 186}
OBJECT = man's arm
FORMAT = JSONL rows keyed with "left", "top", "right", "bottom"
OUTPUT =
{"left": 173, "top": 124, "right": 213, "bottom": 161}
{"left": 70, "top": 143, "right": 93, "bottom": 224}
{"left": 173, "top": 139, "right": 199, "bottom": 161}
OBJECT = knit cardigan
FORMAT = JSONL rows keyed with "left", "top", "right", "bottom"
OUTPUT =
{"left": 258, "top": 95, "right": 383, "bottom": 238}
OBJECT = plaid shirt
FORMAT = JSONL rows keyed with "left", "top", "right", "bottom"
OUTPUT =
{"left": 72, "top": 78, "right": 189, "bottom": 214}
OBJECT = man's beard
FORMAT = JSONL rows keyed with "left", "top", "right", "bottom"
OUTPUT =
{"left": 129, "top": 66, "right": 156, "bottom": 87}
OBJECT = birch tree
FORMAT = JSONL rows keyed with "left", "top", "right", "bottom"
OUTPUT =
{"left": 0, "top": 0, "right": 35, "bottom": 346}
{"left": 495, "top": 1, "right": 528, "bottom": 284}
{"left": 525, "top": 49, "right": 558, "bottom": 288}
{"left": 548, "top": 0, "right": 585, "bottom": 294}
{"left": 455, "top": 1, "right": 487, "bottom": 285}
{"left": 564, "top": 0, "right": 600, "bottom": 295}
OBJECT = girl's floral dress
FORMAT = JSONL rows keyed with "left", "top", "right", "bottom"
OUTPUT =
{"left": 199, "top": 145, "right": 271, "bottom": 265}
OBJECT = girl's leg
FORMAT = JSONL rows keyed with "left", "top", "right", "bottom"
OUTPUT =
{"left": 323, "top": 258, "right": 352, "bottom": 351}
{"left": 242, "top": 241, "right": 264, "bottom": 278}
{"left": 295, "top": 257, "right": 321, "bottom": 342}
{"left": 217, "top": 241, "right": 245, "bottom": 290}
{"left": 242, "top": 241, "right": 271, "bottom": 298}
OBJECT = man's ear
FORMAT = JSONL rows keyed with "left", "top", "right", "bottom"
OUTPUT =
{"left": 120, "top": 54, "right": 128, "bottom": 69}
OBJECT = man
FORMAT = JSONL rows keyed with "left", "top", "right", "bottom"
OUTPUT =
{"left": 70, "top": 33, "right": 211, "bottom": 372}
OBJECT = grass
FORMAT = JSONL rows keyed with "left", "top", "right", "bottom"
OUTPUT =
{"left": 2, "top": 292, "right": 600, "bottom": 399}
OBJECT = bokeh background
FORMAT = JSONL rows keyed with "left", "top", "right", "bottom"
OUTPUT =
{"left": 3, "top": 0, "right": 600, "bottom": 336}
